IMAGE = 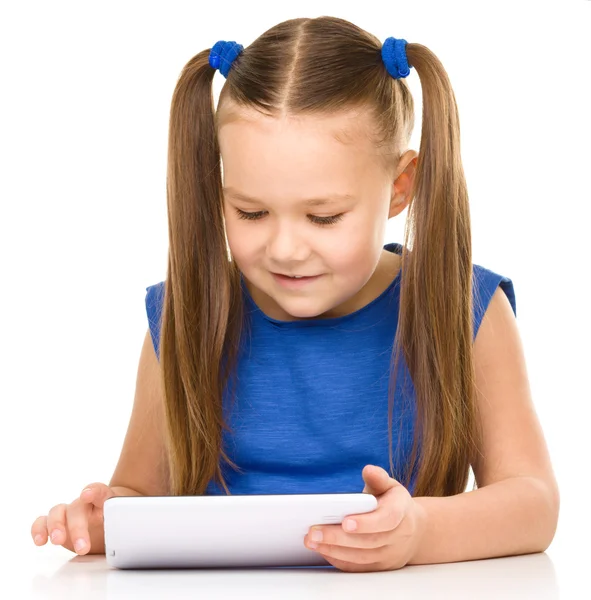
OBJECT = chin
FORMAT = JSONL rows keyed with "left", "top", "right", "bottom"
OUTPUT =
{"left": 274, "top": 299, "right": 330, "bottom": 320}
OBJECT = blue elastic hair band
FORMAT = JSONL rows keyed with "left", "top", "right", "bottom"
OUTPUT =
{"left": 380, "top": 37, "right": 412, "bottom": 79}
{"left": 208, "top": 40, "right": 244, "bottom": 78}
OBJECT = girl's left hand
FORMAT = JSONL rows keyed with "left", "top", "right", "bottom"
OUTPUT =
{"left": 303, "top": 465, "right": 427, "bottom": 572}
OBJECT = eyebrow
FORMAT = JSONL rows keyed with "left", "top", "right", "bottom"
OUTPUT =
{"left": 223, "top": 187, "right": 355, "bottom": 207}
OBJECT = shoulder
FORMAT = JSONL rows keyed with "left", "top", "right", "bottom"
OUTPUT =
{"left": 145, "top": 281, "right": 166, "bottom": 359}
{"left": 146, "top": 281, "right": 165, "bottom": 310}
{"left": 471, "top": 263, "right": 516, "bottom": 341}
{"left": 472, "top": 260, "right": 519, "bottom": 361}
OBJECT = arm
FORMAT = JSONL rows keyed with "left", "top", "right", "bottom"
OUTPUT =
{"left": 412, "top": 287, "right": 559, "bottom": 564}
{"left": 410, "top": 476, "right": 558, "bottom": 564}
{"left": 87, "top": 329, "right": 171, "bottom": 555}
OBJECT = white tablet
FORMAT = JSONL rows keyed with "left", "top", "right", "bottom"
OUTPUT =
{"left": 104, "top": 492, "right": 378, "bottom": 569}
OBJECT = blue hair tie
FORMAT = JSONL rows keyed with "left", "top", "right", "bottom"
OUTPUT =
{"left": 209, "top": 36, "right": 412, "bottom": 80}
{"left": 381, "top": 37, "right": 412, "bottom": 79}
{"left": 209, "top": 40, "right": 244, "bottom": 78}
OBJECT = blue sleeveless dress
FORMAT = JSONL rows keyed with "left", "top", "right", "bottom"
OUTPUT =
{"left": 145, "top": 242, "right": 516, "bottom": 496}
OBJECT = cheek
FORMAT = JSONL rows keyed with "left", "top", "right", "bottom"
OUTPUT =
{"left": 226, "top": 234, "right": 247, "bottom": 263}
{"left": 224, "top": 211, "right": 245, "bottom": 251}
{"left": 224, "top": 222, "right": 261, "bottom": 277}
{"left": 332, "top": 248, "right": 374, "bottom": 280}
{"left": 332, "top": 220, "right": 380, "bottom": 266}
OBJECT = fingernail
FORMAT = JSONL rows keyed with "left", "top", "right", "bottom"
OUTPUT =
{"left": 74, "top": 538, "right": 86, "bottom": 552}
{"left": 50, "top": 529, "right": 60, "bottom": 543}
{"left": 34, "top": 535, "right": 43, "bottom": 545}
{"left": 82, "top": 488, "right": 92, "bottom": 496}
{"left": 311, "top": 529, "right": 323, "bottom": 542}
{"left": 344, "top": 519, "right": 357, "bottom": 531}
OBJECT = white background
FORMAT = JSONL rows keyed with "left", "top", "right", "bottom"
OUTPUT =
{"left": 1, "top": 1, "right": 589, "bottom": 597}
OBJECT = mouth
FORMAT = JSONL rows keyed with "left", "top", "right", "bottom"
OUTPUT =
{"left": 272, "top": 272, "right": 323, "bottom": 288}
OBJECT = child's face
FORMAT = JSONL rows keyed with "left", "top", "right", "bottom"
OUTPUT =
{"left": 218, "top": 106, "right": 411, "bottom": 322}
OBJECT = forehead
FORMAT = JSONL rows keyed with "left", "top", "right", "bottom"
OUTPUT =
{"left": 218, "top": 108, "right": 382, "bottom": 197}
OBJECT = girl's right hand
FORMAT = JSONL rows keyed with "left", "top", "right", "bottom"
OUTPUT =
{"left": 30, "top": 483, "right": 117, "bottom": 555}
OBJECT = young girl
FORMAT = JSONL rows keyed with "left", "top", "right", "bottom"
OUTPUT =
{"left": 30, "top": 16, "right": 559, "bottom": 573}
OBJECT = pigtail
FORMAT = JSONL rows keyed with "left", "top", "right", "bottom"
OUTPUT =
{"left": 160, "top": 50, "right": 244, "bottom": 495}
{"left": 388, "top": 44, "right": 482, "bottom": 496}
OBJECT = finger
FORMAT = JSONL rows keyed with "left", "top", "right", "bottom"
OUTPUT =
{"left": 306, "top": 526, "right": 389, "bottom": 550}
{"left": 31, "top": 515, "right": 49, "bottom": 546}
{"left": 320, "top": 553, "right": 381, "bottom": 573}
{"left": 46, "top": 504, "right": 68, "bottom": 545}
{"left": 80, "top": 483, "right": 116, "bottom": 508}
{"left": 311, "top": 540, "right": 389, "bottom": 566}
{"left": 66, "top": 499, "right": 92, "bottom": 555}
{"left": 345, "top": 486, "right": 409, "bottom": 534}
{"left": 361, "top": 465, "right": 400, "bottom": 496}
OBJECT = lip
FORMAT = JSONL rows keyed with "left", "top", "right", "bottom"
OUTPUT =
{"left": 272, "top": 272, "right": 322, "bottom": 288}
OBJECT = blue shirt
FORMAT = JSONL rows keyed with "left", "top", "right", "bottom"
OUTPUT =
{"left": 145, "top": 242, "right": 516, "bottom": 496}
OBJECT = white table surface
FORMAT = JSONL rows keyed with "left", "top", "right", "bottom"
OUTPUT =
{"left": 4, "top": 531, "right": 584, "bottom": 600}
{"left": 6, "top": 484, "right": 586, "bottom": 599}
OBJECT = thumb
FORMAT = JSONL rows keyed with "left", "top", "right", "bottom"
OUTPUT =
{"left": 361, "top": 465, "right": 398, "bottom": 496}
{"left": 80, "top": 483, "right": 117, "bottom": 508}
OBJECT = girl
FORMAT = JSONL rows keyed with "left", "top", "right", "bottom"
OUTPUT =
{"left": 31, "top": 16, "right": 559, "bottom": 573}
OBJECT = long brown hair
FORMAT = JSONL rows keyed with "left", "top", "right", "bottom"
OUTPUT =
{"left": 160, "top": 16, "right": 481, "bottom": 497}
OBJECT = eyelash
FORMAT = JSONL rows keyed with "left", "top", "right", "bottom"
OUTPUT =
{"left": 234, "top": 209, "right": 344, "bottom": 226}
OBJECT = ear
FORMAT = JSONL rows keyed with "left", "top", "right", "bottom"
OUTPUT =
{"left": 389, "top": 152, "right": 418, "bottom": 219}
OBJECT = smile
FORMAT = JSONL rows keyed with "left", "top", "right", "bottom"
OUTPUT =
{"left": 272, "top": 273, "right": 323, "bottom": 288}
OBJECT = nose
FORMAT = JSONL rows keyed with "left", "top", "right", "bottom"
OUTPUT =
{"left": 266, "top": 219, "right": 310, "bottom": 264}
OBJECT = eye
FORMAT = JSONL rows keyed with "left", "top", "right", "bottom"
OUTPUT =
{"left": 234, "top": 209, "right": 344, "bottom": 226}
